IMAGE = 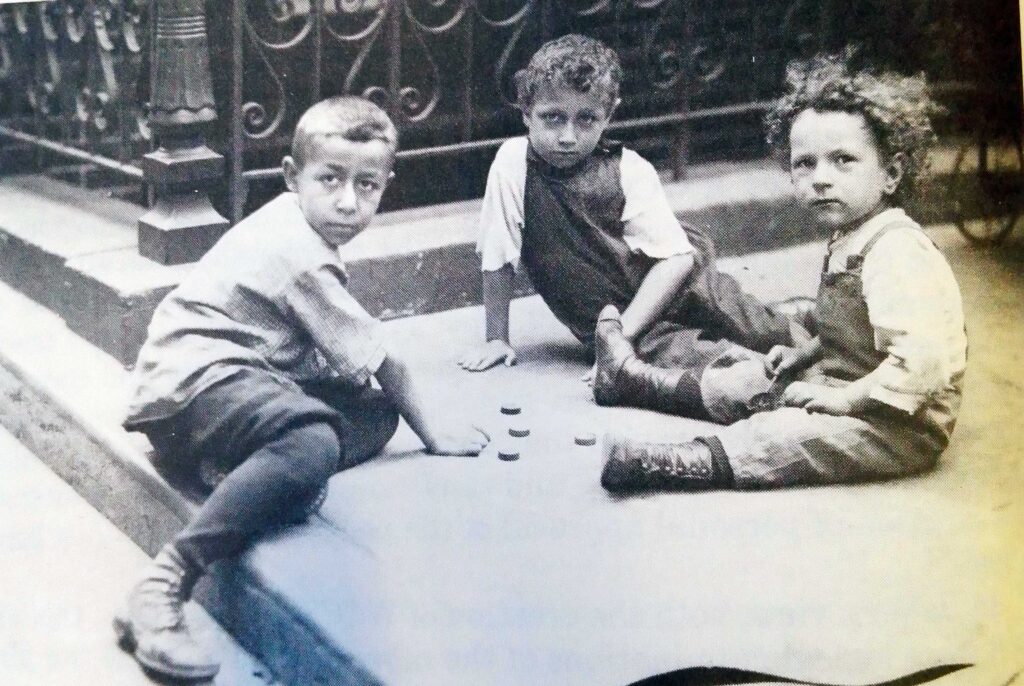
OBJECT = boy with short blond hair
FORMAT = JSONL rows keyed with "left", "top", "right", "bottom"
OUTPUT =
{"left": 597, "top": 52, "right": 966, "bottom": 492}
{"left": 116, "top": 96, "right": 489, "bottom": 680}
{"left": 459, "top": 34, "right": 800, "bottom": 377}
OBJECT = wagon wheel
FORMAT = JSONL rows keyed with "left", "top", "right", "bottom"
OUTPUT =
{"left": 952, "top": 130, "right": 1024, "bottom": 245}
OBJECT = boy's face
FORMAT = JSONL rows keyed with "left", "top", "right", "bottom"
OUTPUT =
{"left": 283, "top": 135, "right": 394, "bottom": 247}
{"left": 523, "top": 80, "right": 616, "bottom": 169}
{"left": 789, "top": 109, "right": 903, "bottom": 232}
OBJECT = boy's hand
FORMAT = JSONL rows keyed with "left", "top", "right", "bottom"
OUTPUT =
{"left": 781, "top": 381, "right": 856, "bottom": 416}
{"left": 764, "top": 345, "right": 807, "bottom": 378}
{"left": 423, "top": 422, "right": 491, "bottom": 456}
{"left": 458, "top": 340, "right": 516, "bottom": 372}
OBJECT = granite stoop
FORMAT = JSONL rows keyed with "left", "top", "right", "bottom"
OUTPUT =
{"left": 0, "top": 158, "right": 813, "bottom": 367}
{"left": 0, "top": 148, "right": 980, "bottom": 368}
{"left": 1, "top": 226, "right": 1022, "bottom": 685}
{"left": 0, "top": 147, "right": 1020, "bottom": 685}
{"left": 0, "top": 275, "right": 404, "bottom": 684}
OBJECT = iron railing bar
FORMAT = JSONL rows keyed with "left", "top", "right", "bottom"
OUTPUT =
{"left": 674, "top": 0, "right": 696, "bottom": 178}
{"left": 387, "top": 0, "right": 401, "bottom": 123}
{"left": 241, "top": 100, "right": 776, "bottom": 180}
{"left": 238, "top": 76, "right": 974, "bottom": 183}
{"left": 460, "top": 7, "right": 474, "bottom": 142}
{"left": 607, "top": 100, "right": 773, "bottom": 131}
{"left": 311, "top": 0, "right": 322, "bottom": 103}
{"left": 0, "top": 124, "right": 145, "bottom": 179}
{"left": 229, "top": 0, "right": 246, "bottom": 223}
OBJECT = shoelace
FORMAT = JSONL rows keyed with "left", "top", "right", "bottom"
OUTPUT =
{"left": 137, "top": 575, "right": 187, "bottom": 631}
{"left": 641, "top": 444, "right": 686, "bottom": 477}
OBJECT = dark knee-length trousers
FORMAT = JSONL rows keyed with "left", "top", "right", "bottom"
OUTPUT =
{"left": 137, "top": 367, "right": 400, "bottom": 569}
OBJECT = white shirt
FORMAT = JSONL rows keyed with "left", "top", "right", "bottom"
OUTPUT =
{"left": 826, "top": 208, "right": 967, "bottom": 412}
{"left": 126, "top": 193, "right": 385, "bottom": 425}
{"left": 476, "top": 137, "right": 694, "bottom": 272}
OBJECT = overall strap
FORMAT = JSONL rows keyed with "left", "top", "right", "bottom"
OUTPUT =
{"left": 843, "top": 219, "right": 922, "bottom": 271}
{"left": 859, "top": 219, "right": 921, "bottom": 258}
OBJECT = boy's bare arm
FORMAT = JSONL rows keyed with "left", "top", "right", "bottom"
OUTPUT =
{"left": 765, "top": 336, "right": 822, "bottom": 378}
{"left": 458, "top": 264, "right": 517, "bottom": 371}
{"left": 619, "top": 253, "right": 695, "bottom": 341}
{"left": 484, "top": 263, "right": 514, "bottom": 343}
{"left": 376, "top": 353, "right": 490, "bottom": 455}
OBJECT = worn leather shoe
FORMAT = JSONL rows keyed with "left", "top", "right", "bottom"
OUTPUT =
{"left": 601, "top": 435, "right": 723, "bottom": 492}
{"left": 593, "top": 305, "right": 704, "bottom": 416}
{"left": 113, "top": 544, "right": 219, "bottom": 681}
{"left": 593, "top": 305, "right": 640, "bottom": 406}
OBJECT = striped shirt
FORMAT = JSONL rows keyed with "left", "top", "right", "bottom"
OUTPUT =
{"left": 825, "top": 208, "right": 967, "bottom": 413}
{"left": 125, "top": 192, "right": 385, "bottom": 426}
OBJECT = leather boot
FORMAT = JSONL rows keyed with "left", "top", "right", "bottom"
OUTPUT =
{"left": 601, "top": 435, "right": 733, "bottom": 493}
{"left": 113, "top": 544, "right": 220, "bottom": 680}
{"left": 593, "top": 305, "right": 703, "bottom": 417}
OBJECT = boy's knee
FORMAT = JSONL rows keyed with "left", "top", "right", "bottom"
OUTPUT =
{"left": 894, "top": 442, "right": 942, "bottom": 478}
{"left": 700, "top": 351, "right": 773, "bottom": 424}
{"left": 287, "top": 422, "right": 342, "bottom": 488}
{"left": 342, "top": 390, "right": 400, "bottom": 467}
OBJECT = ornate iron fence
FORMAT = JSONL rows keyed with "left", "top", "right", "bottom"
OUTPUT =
{"left": 0, "top": 1, "right": 150, "bottom": 177}
{"left": 0, "top": 0, "right": 1019, "bottom": 263}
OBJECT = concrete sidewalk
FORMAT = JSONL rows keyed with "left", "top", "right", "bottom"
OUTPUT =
{"left": 0, "top": 223, "right": 1021, "bottom": 685}
{"left": 0, "top": 425, "right": 274, "bottom": 685}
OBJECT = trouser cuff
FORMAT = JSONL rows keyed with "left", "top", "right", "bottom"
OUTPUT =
{"left": 696, "top": 435, "right": 735, "bottom": 488}
{"left": 673, "top": 368, "right": 709, "bottom": 419}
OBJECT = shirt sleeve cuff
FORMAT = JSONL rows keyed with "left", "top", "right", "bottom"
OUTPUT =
{"left": 622, "top": 235, "right": 695, "bottom": 260}
{"left": 868, "top": 384, "right": 926, "bottom": 414}
{"left": 479, "top": 252, "right": 519, "bottom": 273}
{"left": 343, "top": 342, "right": 387, "bottom": 387}
{"left": 365, "top": 344, "right": 387, "bottom": 376}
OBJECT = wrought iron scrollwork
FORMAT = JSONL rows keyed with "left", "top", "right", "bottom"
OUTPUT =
{"left": 0, "top": 0, "right": 150, "bottom": 164}
{"left": 0, "top": 0, "right": 989, "bottom": 240}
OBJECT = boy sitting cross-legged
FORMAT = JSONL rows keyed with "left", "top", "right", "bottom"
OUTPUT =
{"left": 116, "top": 96, "right": 489, "bottom": 680}
{"left": 596, "top": 52, "right": 966, "bottom": 492}
{"left": 459, "top": 34, "right": 805, "bottom": 378}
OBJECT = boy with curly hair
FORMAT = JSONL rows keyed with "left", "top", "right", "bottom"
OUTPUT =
{"left": 596, "top": 51, "right": 967, "bottom": 492}
{"left": 459, "top": 34, "right": 801, "bottom": 377}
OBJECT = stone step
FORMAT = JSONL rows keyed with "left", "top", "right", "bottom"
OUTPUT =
{"left": 0, "top": 276, "right": 401, "bottom": 684}
{"left": 0, "top": 146, "right": 992, "bottom": 368}
{"left": 2, "top": 223, "right": 1021, "bottom": 685}
{"left": 0, "top": 158, "right": 796, "bottom": 367}
{"left": 0, "top": 424, "right": 277, "bottom": 686}
{"left": 0, "top": 146, "right": 989, "bottom": 367}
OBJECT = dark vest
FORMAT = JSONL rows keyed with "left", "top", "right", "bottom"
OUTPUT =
{"left": 521, "top": 142, "right": 655, "bottom": 348}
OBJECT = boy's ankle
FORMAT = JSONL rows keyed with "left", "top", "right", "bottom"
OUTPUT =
{"left": 115, "top": 543, "right": 219, "bottom": 680}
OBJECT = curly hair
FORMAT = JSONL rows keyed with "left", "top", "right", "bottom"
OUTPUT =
{"left": 764, "top": 48, "right": 942, "bottom": 203}
{"left": 514, "top": 34, "right": 623, "bottom": 114}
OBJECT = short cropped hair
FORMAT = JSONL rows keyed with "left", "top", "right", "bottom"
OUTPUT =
{"left": 765, "top": 48, "right": 941, "bottom": 203}
{"left": 291, "top": 96, "right": 398, "bottom": 168}
{"left": 514, "top": 34, "right": 623, "bottom": 113}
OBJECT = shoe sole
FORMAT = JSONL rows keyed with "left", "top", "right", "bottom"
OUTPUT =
{"left": 112, "top": 614, "right": 219, "bottom": 681}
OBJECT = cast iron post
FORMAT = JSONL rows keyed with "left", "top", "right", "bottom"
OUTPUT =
{"left": 138, "top": 0, "right": 227, "bottom": 265}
